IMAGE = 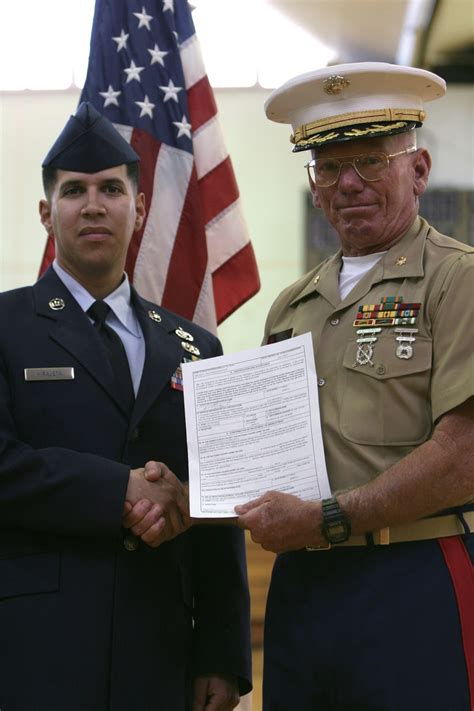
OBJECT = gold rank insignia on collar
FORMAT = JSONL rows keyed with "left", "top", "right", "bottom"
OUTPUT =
{"left": 395, "top": 256, "right": 407, "bottom": 266}
{"left": 49, "top": 297, "right": 65, "bottom": 310}
{"left": 175, "top": 326, "right": 194, "bottom": 342}
{"left": 148, "top": 310, "right": 162, "bottom": 322}
{"left": 314, "top": 275, "right": 320, "bottom": 285}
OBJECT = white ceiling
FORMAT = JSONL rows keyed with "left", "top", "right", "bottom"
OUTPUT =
{"left": 267, "top": 0, "right": 474, "bottom": 75}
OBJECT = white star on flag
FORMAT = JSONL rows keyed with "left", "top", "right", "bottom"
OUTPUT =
{"left": 124, "top": 60, "right": 145, "bottom": 83}
{"left": 163, "top": 0, "right": 174, "bottom": 11}
{"left": 148, "top": 43, "right": 168, "bottom": 66}
{"left": 173, "top": 115, "right": 192, "bottom": 139}
{"left": 159, "top": 79, "right": 182, "bottom": 102}
{"left": 133, "top": 6, "right": 153, "bottom": 30}
{"left": 112, "top": 29, "right": 129, "bottom": 51}
{"left": 135, "top": 95, "right": 156, "bottom": 118}
{"left": 99, "top": 85, "right": 121, "bottom": 107}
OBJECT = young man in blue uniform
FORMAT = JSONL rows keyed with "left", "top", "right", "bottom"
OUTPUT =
{"left": 0, "top": 103, "right": 251, "bottom": 711}
{"left": 237, "top": 63, "right": 474, "bottom": 710}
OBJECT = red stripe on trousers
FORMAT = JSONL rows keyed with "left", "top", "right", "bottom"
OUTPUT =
{"left": 161, "top": 167, "right": 208, "bottom": 320}
{"left": 439, "top": 536, "right": 474, "bottom": 705}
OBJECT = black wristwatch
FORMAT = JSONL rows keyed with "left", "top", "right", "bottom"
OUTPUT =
{"left": 321, "top": 496, "right": 351, "bottom": 544}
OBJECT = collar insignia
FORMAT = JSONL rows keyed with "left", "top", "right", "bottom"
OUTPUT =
{"left": 49, "top": 297, "right": 65, "bottom": 311}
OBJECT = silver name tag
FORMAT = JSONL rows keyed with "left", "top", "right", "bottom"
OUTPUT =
{"left": 24, "top": 367, "right": 75, "bottom": 381}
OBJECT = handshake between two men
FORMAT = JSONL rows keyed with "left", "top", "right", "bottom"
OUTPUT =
{"left": 122, "top": 461, "right": 326, "bottom": 554}
{"left": 123, "top": 461, "right": 191, "bottom": 547}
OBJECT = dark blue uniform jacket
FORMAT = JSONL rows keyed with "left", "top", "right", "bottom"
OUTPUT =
{"left": 0, "top": 267, "right": 251, "bottom": 711}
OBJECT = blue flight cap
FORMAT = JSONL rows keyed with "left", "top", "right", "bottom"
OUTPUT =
{"left": 41, "top": 102, "right": 139, "bottom": 171}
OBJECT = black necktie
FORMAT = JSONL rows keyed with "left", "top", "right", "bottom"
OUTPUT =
{"left": 88, "top": 300, "right": 134, "bottom": 413}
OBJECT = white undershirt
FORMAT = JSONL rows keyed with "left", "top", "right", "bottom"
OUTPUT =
{"left": 339, "top": 251, "right": 387, "bottom": 300}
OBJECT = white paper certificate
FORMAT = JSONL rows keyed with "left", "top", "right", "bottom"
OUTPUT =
{"left": 182, "top": 332, "right": 331, "bottom": 517}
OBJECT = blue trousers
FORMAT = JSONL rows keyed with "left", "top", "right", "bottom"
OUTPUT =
{"left": 263, "top": 536, "right": 473, "bottom": 711}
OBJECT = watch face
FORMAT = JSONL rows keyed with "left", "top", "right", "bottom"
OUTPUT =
{"left": 324, "top": 521, "right": 350, "bottom": 544}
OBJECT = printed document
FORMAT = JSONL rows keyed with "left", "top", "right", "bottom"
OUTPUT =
{"left": 182, "top": 332, "right": 330, "bottom": 517}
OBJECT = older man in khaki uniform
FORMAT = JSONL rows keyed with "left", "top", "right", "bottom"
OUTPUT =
{"left": 237, "top": 63, "right": 474, "bottom": 710}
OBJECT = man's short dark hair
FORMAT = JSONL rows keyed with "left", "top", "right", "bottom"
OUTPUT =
{"left": 126, "top": 161, "right": 140, "bottom": 193}
{"left": 42, "top": 161, "right": 141, "bottom": 200}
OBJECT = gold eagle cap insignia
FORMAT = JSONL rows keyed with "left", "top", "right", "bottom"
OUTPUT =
{"left": 323, "top": 75, "right": 350, "bottom": 95}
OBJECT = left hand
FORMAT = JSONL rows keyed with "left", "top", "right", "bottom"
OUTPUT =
{"left": 192, "top": 674, "right": 240, "bottom": 711}
{"left": 235, "top": 491, "right": 322, "bottom": 553}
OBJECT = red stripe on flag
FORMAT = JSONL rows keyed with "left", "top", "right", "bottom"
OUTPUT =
{"left": 161, "top": 167, "right": 208, "bottom": 320}
{"left": 213, "top": 242, "right": 261, "bottom": 324}
{"left": 187, "top": 76, "right": 217, "bottom": 132}
{"left": 199, "top": 157, "right": 240, "bottom": 225}
{"left": 125, "top": 129, "right": 161, "bottom": 278}
{"left": 38, "top": 234, "right": 56, "bottom": 277}
{"left": 439, "top": 536, "right": 474, "bottom": 703}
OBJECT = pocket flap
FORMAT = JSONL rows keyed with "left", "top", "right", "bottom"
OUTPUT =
{"left": 0, "top": 552, "right": 60, "bottom": 600}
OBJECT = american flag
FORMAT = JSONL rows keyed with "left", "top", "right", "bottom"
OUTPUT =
{"left": 39, "top": 0, "right": 260, "bottom": 332}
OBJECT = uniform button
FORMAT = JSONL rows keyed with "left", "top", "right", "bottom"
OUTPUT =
{"left": 376, "top": 365, "right": 386, "bottom": 375}
{"left": 330, "top": 318, "right": 340, "bottom": 326}
{"left": 130, "top": 427, "right": 140, "bottom": 442}
{"left": 318, "top": 378, "right": 326, "bottom": 387}
{"left": 123, "top": 535, "right": 139, "bottom": 552}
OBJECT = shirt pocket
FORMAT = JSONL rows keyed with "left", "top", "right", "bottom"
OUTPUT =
{"left": 339, "top": 335, "right": 432, "bottom": 446}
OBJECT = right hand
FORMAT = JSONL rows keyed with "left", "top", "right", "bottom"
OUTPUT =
{"left": 122, "top": 461, "right": 190, "bottom": 547}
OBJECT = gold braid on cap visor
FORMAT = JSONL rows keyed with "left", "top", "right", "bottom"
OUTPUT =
{"left": 291, "top": 108, "right": 426, "bottom": 148}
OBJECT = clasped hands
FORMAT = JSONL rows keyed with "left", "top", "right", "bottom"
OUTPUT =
{"left": 123, "top": 461, "right": 190, "bottom": 547}
{"left": 123, "top": 463, "right": 322, "bottom": 553}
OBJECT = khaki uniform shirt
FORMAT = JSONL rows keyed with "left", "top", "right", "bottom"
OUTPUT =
{"left": 263, "top": 217, "right": 474, "bottom": 494}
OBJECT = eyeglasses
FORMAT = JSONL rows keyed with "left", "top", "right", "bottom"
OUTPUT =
{"left": 304, "top": 146, "right": 417, "bottom": 187}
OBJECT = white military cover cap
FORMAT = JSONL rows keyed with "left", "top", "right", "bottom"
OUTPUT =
{"left": 264, "top": 62, "right": 446, "bottom": 151}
